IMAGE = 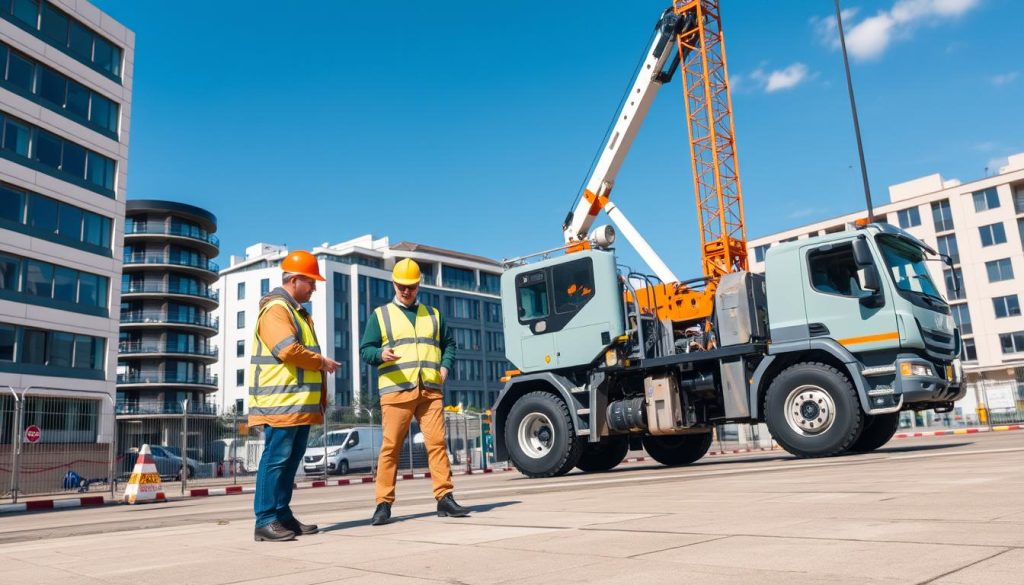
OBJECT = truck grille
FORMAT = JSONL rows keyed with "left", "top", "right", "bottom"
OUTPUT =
{"left": 304, "top": 455, "right": 323, "bottom": 464}
{"left": 916, "top": 318, "right": 958, "bottom": 361}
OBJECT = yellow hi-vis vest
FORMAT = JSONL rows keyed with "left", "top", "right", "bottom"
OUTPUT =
{"left": 248, "top": 298, "right": 323, "bottom": 425}
{"left": 375, "top": 302, "right": 442, "bottom": 394}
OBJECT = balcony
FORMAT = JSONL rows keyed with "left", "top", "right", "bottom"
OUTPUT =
{"left": 118, "top": 341, "right": 219, "bottom": 362}
{"left": 125, "top": 223, "right": 220, "bottom": 246}
{"left": 120, "top": 311, "right": 219, "bottom": 333}
{"left": 123, "top": 253, "right": 220, "bottom": 276}
{"left": 116, "top": 373, "right": 218, "bottom": 389}
{"left": 115, "top": 400, "right": 219, "bottom": 417}
{"left": 121, "top": 282, "right": 219, "bottom": 309}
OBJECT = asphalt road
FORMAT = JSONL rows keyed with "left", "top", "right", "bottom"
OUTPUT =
{"left": 0, "top": 431, "right": 1021, "bottom": 584}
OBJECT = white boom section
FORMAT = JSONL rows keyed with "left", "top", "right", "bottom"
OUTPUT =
{"left": 561, "top": 10, "right": 688, "bottom": 283}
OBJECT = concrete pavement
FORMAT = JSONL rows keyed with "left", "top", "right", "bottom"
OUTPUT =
{"left": 0, "top": 432, "right": 1021, "bottom": 584}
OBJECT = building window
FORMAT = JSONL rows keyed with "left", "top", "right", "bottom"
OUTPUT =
{"left": 442, "top": 265, "right": 476, "bottom": 291}
{"left": 236, "top": 369, "right": 244, "bottom": 386}
{"left": 979, "top": 223, "right": 1007, "bottom": 247}
{"left": 484, "top": 301, "right": 502, "bottom": 324}
{"left": 0, "top": 252, "right": 107, "bottom": 313}
{"left": 999, "top": 331, "right": 1024, "bottom": 354}
{"left": 237, "top": 282, "right": 245, "bottom": 300}
{"left": 0, "top": 322, "right": 104, "bottom": 375}
{"left": 0, "top": 0, "right": 123, "bottom": 80}
{"left": 0, "top": 110, "right": 116, "bottom": 195}
{"left": 0, "top": 41, "right": 119, "bottom": 135}
{"left": 479, "top": 272, "right": 501, "bottom": 294}
{"left": 236, "top": 311, "right": 245, "bottom": 329}
{"left": 962, "top": 338, "right": 977, "bottom": 361}
{"left": 931, "top": 199, "right": 954, "bottom": 232}
{"left": 236, "top": 339, "right": 245, "bottom": 357}
{"left": 487, "top": 331, "right": 505, "bottom": 353}
{"left": 950, "top": 304, "right": 972, "bottom": 335}
{"left": 942, "top": 268, "right": 965, "bottom": 301}
{"left": 935, "top": 234, "right": 958, "bottom": 264}
{"left": 0, "top": 183, "right": 112, "bottom": 252}
{"left": 260, "top": 278, "right": 270, "bottom": 296}
{"left": 753, "top": 244, "right": 770, "bottom": 263}
{"left": 1014, "top": 185, "right": 1024, "bottom": 214}
{"left": 453, "top": 327, "right": 481, "bottom": 351}
{"left": 487, "top": 360, "right": 511, "bottom": 382}
{"left": 453, "top": 359, "right": 482, "bottom": 381}
{"left": 447, "top": 297, "right": 480, "bottom": 320}
{"left": 972, "top": 187, "right": 1000, "bottom": 212}
{"left": 993, "top": 295, "right": 1021, "bottom": 319}
{"left": 896, "top": 207, "right": 921, "bottom": 228}
{"left": 985, "top": 258, "right": 1014, "bottom": 282}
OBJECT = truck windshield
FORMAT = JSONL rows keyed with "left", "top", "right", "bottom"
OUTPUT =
{"left": 876, "top": 235, "right": 943, "bottom": 301}
{"left": 307, "top": 432, "right": 349, "bottom": 448}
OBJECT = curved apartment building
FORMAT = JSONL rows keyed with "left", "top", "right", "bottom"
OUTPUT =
{"left": 117, "top": 200, "right": 219, "bottom": 447}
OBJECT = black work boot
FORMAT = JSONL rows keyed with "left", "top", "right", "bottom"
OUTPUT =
{"left": 371, "top": 502, "right": 391, "bottom": 526}
{"left": 281, "top": 517, "right": 319, "bottom": 535}
{"left": 254, "top": 521, "right": 296, "bottom": 542}
{"left": 437, "top": 494, "right": 470, "bottom": 518}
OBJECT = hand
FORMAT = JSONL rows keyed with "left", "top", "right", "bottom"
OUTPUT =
{"left": 439, "top": 366, "right": 449, "bottom": 385}
{"left": 320, "top": 357, "right": 340, "bottom": 374}
{"left": 381, "top": 348, "right": 400, "bottom": 362}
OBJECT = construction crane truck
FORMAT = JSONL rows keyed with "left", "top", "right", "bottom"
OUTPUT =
{"left": 491, "top": 1, "right": 965, "bottom": 478}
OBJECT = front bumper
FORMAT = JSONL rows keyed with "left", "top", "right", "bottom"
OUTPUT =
{"left": 894, "top": 356, "right": 965, "bottom": 405}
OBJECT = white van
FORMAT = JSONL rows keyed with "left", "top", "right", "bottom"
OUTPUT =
{"left": 303, "top": 426, "right": 383, "bottom": 475}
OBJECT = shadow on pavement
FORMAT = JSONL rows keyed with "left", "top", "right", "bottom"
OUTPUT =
{"left": 869, "top": 441, "right": 973, "bottom": 454}
{"left": 320, "top": 500, "right": 520, "bottom": 532}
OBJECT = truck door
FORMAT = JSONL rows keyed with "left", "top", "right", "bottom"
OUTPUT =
{"left": 802, "top": 240, "right": 896, "bottom": 352}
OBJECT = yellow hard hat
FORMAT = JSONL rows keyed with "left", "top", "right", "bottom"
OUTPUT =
{"left": 392, "top": 258, "right": 422, "bottom": 286}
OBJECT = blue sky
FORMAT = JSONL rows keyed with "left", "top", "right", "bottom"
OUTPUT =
{"left": 93, "top": 0, "right": 1022, "bottom": 279}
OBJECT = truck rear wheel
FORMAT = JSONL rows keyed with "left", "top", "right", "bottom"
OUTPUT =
{"left": 505, "top": 391, "right": 583, "bottom": 478}
{"left": 641, "top": 433, "right": 712, "bottom": 466}
{"left": 849, "top": 412, "right": 899, "bottom": 452}
{"left": 765, "top": 362, "right": 863, "bottom": 458}
{"left": 575, "top": 435, "right": 629, "bottom": 472}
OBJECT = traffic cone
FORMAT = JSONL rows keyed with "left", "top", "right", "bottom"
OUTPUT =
{"left": 122, "top": 444, "right": 167, "bottom": 504}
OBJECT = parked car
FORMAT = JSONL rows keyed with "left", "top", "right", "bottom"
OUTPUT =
{"left": 303, "top": 426, "right": 382, "bottom": 475}
{"left": 119, "top": 445, "right": 202, "bottom": 481}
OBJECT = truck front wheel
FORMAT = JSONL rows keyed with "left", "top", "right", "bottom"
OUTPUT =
{"left": 765, "top": 363, "right": 863, "bottom": 458}
{"left": 849, "top": 412, "right": 900, "bottom": 452}
{"left": 575, "top": 435, "right": 629, "bottom": 472}
{"left": 505, "top": 391, "right": 583, "bottom": 478}
{"left": 641, "top": 433, "right": 712, "bottom": 466}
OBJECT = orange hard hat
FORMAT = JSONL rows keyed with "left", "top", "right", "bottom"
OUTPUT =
{"left": 392, "top": 258, "right": 422, "bottom": 286}
{"left": 281, "top": 250, "right": 325, "bottom": 281}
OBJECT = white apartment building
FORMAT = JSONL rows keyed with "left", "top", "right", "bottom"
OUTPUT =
{"left": 0, "top": 0, "right": 133, "bottom": 448}
{"left": 748, "top": 153, "right": 1024, "bottom": 425}
{"left": 211, "top": 235, "right": 508, "bottom": 415}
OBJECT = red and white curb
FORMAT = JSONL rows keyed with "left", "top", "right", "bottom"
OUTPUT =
{"left": 894, "top": 424, "right": 1021, "bottom": 439}
{"left": 0, "top": 495, "right": 108, "bottom": 514}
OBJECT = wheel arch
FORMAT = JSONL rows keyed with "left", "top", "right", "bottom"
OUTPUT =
{"left": 750, "top": 339, "right": 872, "bottom": 420}
{"left": 493, "top": 372, "right": 585, "bottom": 461}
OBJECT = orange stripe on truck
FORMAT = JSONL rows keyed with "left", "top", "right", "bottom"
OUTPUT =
{"left": 838, "top": 332, "right": 899, "bottom": 346}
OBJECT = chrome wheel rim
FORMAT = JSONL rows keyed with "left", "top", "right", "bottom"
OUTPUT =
{"left": 784, "top": 384, "right": 836, "bottom": 436}
{"left": 518, "top": 412, "right": 555, "bottom": 459}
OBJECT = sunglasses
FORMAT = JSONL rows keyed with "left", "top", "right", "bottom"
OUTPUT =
{"left": 395, "top": 283, "right": 419, "bottom": 293}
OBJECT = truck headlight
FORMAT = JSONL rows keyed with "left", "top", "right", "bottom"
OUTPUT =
{"left": 327, "top": 448, "right": 341, "bottom": 456}
{"left": 899, "top": 363, "right": 932, "bottom": 377}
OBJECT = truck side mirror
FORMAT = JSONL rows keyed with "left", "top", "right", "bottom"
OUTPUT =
{"left": 860, "top": 268, "right": 880, "bottom": 293}
{"left": 852, "top": 237, "right": 873, "bottom": 267}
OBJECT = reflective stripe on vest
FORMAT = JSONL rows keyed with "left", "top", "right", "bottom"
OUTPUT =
{"left": 248, "top": 298, "right": 323, "bottom": 420}
{"left": 375, "top": 303, "right": 442, "bottom": 394}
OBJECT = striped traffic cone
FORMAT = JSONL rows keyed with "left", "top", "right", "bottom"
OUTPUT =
{"left": 122, "top": 444, "right": 167, "bottom": 504}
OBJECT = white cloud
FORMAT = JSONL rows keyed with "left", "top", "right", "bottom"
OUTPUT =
{"left": 749, "top": 63, "right": 810, "bottom": 93}
{"left": 991, "top": 71, "right": 1019, "bottom": 86}
{"left": 812, "top": 0, "right": 981, "bottom": 61}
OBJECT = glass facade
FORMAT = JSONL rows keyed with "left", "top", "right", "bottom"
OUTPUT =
{"left": 0, "top": 182, "right": 112, "bottom": 252}
{"left": 332, "top": 272, "right": 352, "bottom": 406}
{"left": 0, "top": 250, "right": 108, "bottom": 314}
{"left": 0, "top": 321, "right": 105, "bottom": 376}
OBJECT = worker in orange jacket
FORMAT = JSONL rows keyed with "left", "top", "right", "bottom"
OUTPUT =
{"left": 249, "top": 251, "right": 339, "bottom": 542}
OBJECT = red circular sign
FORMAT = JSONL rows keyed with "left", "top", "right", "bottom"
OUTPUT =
{"left": 24, "top": 425, "right": 41, "bottom": 444}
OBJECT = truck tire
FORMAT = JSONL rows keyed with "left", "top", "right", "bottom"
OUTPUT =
{"left": 765, "top": 362, "right": 863, "bottom": 458}
{"left": 505, "top": 391, "right": 584, "bottom": 478}
{"left": 849, "top": 412, "right": 900, "bottom": 452}
{"left": 641, "top": 433, "right": 712, "bottom": 466}
{"left": 575, "top": 435, "right": 629, "bottom": 473}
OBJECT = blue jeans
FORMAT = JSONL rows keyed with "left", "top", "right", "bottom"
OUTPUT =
{"left": 254, "top": 424, "right": 310, "bottom": 528}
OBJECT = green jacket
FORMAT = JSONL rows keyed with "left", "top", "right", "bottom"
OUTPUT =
{"left": 360, "top": 300, "right": 456, "bottom": 370}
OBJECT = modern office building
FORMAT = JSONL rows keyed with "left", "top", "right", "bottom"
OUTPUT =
{"left": 0, "top": 1, "right": 133, "bottom": 449}
{"left": 211, "top": 235, "right": 508, "bottom": 414}
{"left": 747, "top": 153, "right": 1024, "bottom": 423}
{"left": 116, "top": 200, "right": 219, "bottom": 448}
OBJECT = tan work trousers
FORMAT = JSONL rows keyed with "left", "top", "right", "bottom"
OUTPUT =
{"left": 375, "top": 386, "right": 454, "bottom": 504}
